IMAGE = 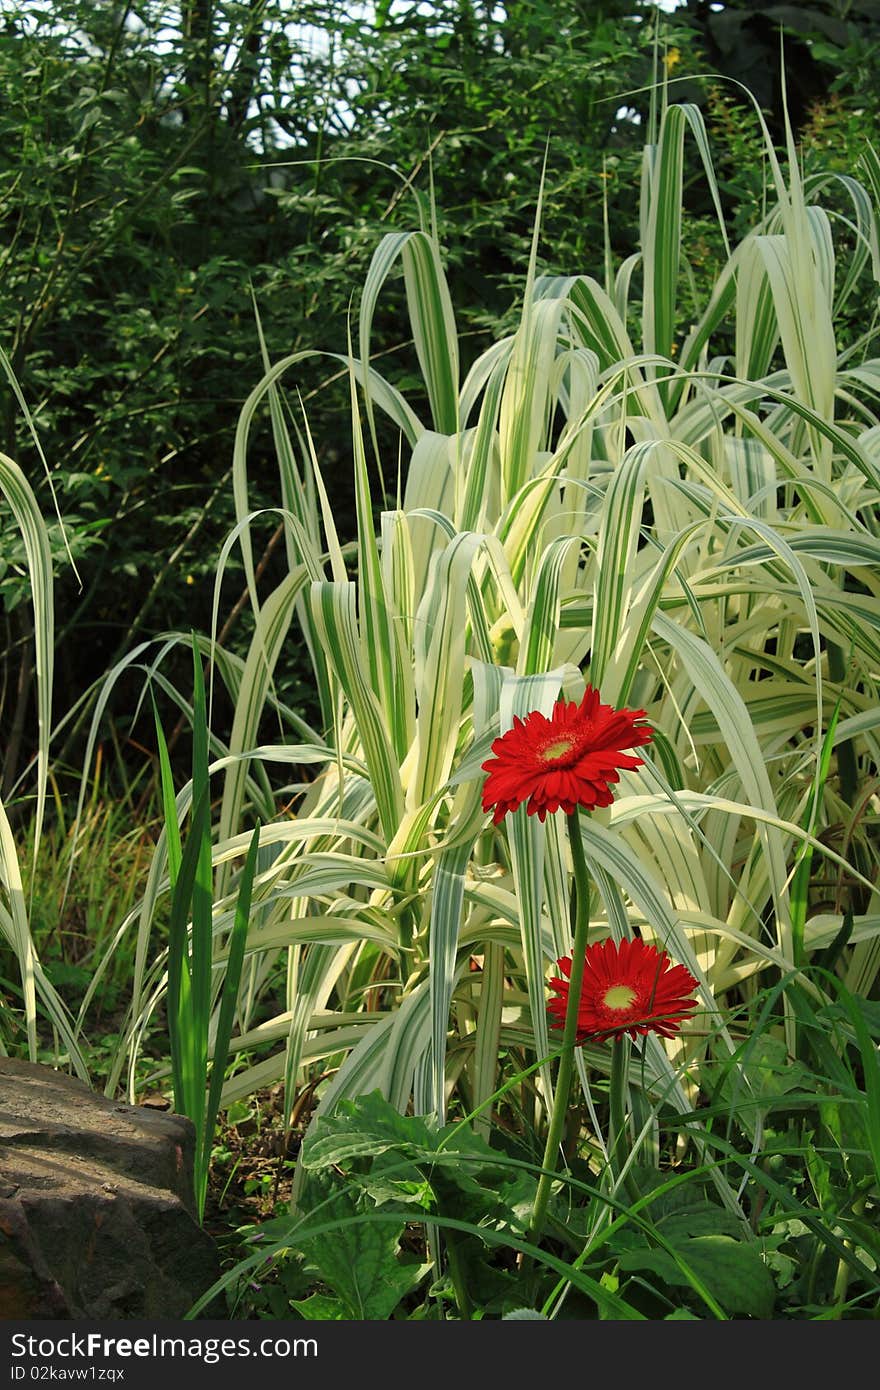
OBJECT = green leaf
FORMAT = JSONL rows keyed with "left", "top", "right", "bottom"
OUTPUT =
{"left": 290, "top": 1293, "right": 350, "bottom": 1320}
{"left": 617, "top": 1235, "right": 776, "bottom": 1318}
{"left": 301, "top": 1091, "right": 536, "bottom": 1234}
{"left": 301, "top": 1090, "right": 435, "bottom": 1170}
{"left": 188, "top": 637, "right": 214, "bottom": 1149}
{"left": 166, "top": 784, "right": 210, "bottom": 1120}
{"left": 655, "top": 1209, "right": 745, "bottom": 1244}
{"left": 298, "top": 1196, "right": 425, "bottom": 1320}
{"left": 719, "top": 1034, "right": 815, "bottom": 1108}
{"left": 821, "top": 996, "right": 880, "bottom": 1041}
{"left": 350, "top": 1157, "right": 434, "bottom": 1211}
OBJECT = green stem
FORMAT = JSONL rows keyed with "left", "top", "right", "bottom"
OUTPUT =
{"left": 608, "top": 1037, "right": 641, "bottom": 1205}
{"left": 608, "top": 1037, "right": 628, "bottom": 1169}
{"left": 830, "top": 1192, "right": 866, "bottom": 1319}
{"left": 528, "top": 810, "right": 591, "bottom": 1245}
{"left": 444, "top": 1229, "right": 472, "bottom": 1320}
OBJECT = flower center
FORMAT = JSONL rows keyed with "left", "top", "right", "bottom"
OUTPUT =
{"left": 603, "top": 984, "right": 637, "bottom": 1011}
{"left": 540, "top": 736, "right": 575, "bottom": 762}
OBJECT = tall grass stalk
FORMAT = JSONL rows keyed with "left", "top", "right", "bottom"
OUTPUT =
{"left": 155, "top": 639, "right": 261, "bottom": 1221}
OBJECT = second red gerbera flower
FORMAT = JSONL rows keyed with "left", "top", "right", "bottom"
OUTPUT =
{"left": 481, "top": 685, "right": 652, "bottom": 824}
{"left": 547, "top": 936, "right": 699, "bottom": 1044}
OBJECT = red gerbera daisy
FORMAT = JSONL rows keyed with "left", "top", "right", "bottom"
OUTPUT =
{"left": 481, "top": 685, "right": 652, "bottom": 824}
{"left": 548, "top": 937, "right": 699, "bottom": 1043}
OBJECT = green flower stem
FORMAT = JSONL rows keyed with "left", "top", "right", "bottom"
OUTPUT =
{"left": 527, "top": 808, "right": 591, "bottom": 1246}
{"left": 608, "top": 1036, "right": 628, "bottom": 1164}
{"left": 444, "top": 1229, "right": 473, "bottom": 1320}
{"left": 609, "top": 1034, "right": 647, "bottom": 1207}
{"left": 607, "top": 1035, "right": 637, "bottom": 1198}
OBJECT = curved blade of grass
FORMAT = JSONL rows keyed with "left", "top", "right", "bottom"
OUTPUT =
{"left": 216, "top": 569, "right": 309, "bottom": 896}
{"left": 790, "top": 695, "right": 842, "bottom": 967}
{"left": 189, "top": 638, "right": 214, "bottom": 1101}
{"left": 166, "top": 783, "right": 209, "bottom": 1124}
{"left": 411, "top": 531, "right": 482, "bottom": 809}
{"left": 151, "top": 692, "right": 181, "bottom": 888}
{"left": 0, "top": 452, "right": 54, "bottom": 869}
{"left": 199, "top": 821, "right": 261, "bottom": 1220}
{"left": 519, "top": 535, "right": 584, "bottom": 677}
{"left": 652, "top": 610, "right": 791, "bottom": 963}
{"left": 309, "top": 580, "right": 404, "bottom": 843}
{"left": 360, "top": 230, "right": 459, "bottom": 437}
{"left": 590, "top": 445, "right": 649, "bottom": 693}
{"left": 429, "top": 837, "right": 474, "bottom": 1119}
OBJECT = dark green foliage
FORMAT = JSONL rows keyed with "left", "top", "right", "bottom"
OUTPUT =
{"left": 672, "top": 0, "right": 880, "bottom": 137}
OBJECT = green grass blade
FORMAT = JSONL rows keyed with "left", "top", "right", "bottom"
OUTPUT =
{"left": 201, "top": 821, "right": 261, "bottom": 1220}
{"left": 790, "top": 695, "right": 843, "bottom": 967}
{"left": 0, "top": 452, "right": 54, "bottom": 869}
{"left": 189, "top": 638, "right": 214, "bottom": 1136}
{"left": 152, "top": 693, "right": 182, "bottom": 889}
{"left": 166, "top": 784, "right": 209, "bottom": 1119}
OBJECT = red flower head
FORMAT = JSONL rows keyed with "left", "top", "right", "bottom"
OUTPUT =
{"left": 481, "top": 685, "right": 652, "bottom": 824}
{"left": 548, "top": 937, "right": 699, "bottom": 1044}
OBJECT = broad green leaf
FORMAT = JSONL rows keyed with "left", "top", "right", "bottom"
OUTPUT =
{"left": 617, "top": 1235, "right": 776, "bottom": 1319}
{"left": 298, "top": 1194, "right": 424, "bottom": 1320}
